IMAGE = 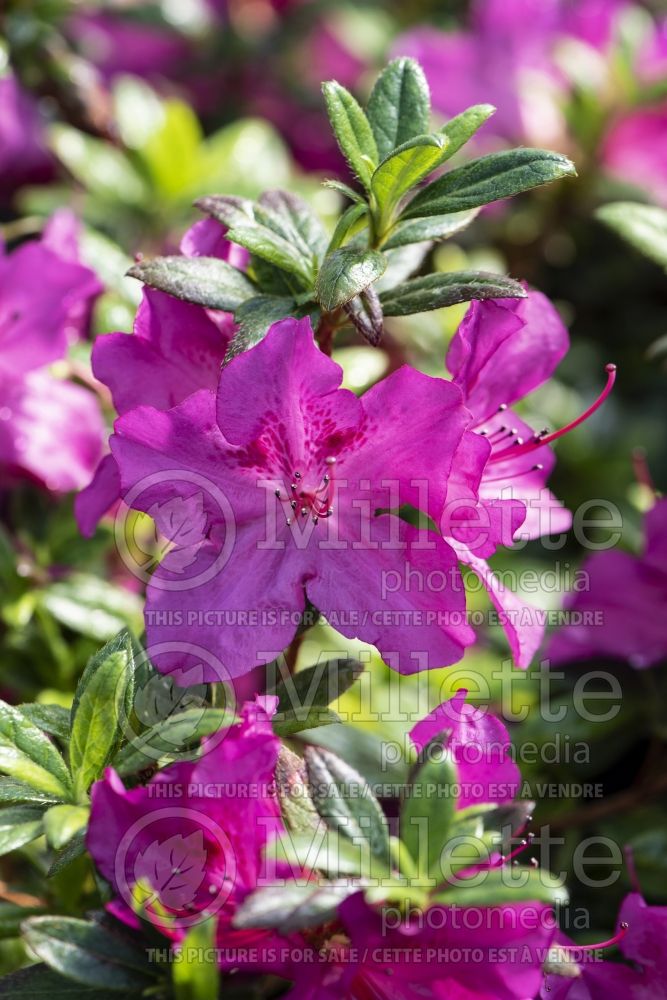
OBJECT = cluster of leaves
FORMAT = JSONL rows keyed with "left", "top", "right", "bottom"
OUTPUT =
{"left": 130, "top": 58, "right": 575, "bottom": 354}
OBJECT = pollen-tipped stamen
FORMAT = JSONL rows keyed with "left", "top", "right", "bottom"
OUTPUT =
{"left": 490, "top": 364, "right": 617, "bottom": 465}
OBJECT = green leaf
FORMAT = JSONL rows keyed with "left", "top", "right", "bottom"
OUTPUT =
{"left": 40, "top": 575, "right": 142, "bottom": 642}
{"left": 260, "top": 190, "right": 329, "bottom": 260}
{"left": 596, "top": 201, "right": 667, "bottom": 270}
{"left": 47, "top": 829, "right": 87, "bottom": 877}
{"left": 233, "top": 880, "right": 356, "bottom": 934}
{"left": 0, "top": 965, "right": 140, "bottom": 998}
{"left": 322, "top": 81, "right": 378, "bottom": 190}
{"left": 21, "top": 917, "right": 158, "bottom": 992}
{"left": 328, "top": 202, "right": 368, "bottom": 252}
{"left": 367, "top": 57, "right": 431, "bottom": 161}
{"left": 225, "top": 295, "right": 296, "bottom": 363}
{"left": 269, "top": 658, "right": 363, "bottom": 716}
{"left": 322, "top": 180, "right": 366, "bottom": 204}
{"left": 380, "top": 271, "right": 526, "bottom": 316}
{"left": 275, "top": 747, "right": 320, "bottom": 835}
{"left": 194, "top": 194, "right": 255, "bottom": 229}
{"left": 43, "top": 804, "right": 89, "bottom": 851}
{"left": 316, "top": 247, "right": 386, "bottom": 311}
{"left": 400, "top": 743, "right": 458, "bottom": 882}
{"left": 383, "top": 208, "right": 480, "bottom": 249}
{"left": 269, "top": 828, "right": 366, "bottom": 878}
{"left": 439, "top": 104, "right": 496, "bottom": 159}
{"left": 0, "top": 778, "right": 62, "bottom": 807}
{"left": 304, "top": 746, "right": 391, "bottom": 872}
{"left": 433, "top": 865, "right": 568, "bottom": 907}
{"left": 0, "top": 903, "right": 47, "bottom": 940}
{"left": 402, "top": 148, "right": 576, "bottom": 218}
{"left": 172, "top": 918, "right": 218, "bottom": 1000}
{"left": 371, "top": 134, "right": 448, "bottom": 233}
{"left": 112, "top": 707, "right": 233, "bottom": 776}
{"left": 0, "top": 806, "right": 45, "bottom": 856}
{"left": 128, "top": 256, "right": 256, "bottom": 311}
{"left": 273, "top": 707, "right": 341, "bottom": 737}
{"left": 70, "top": 635, "right": 135, "bottom": 799}
{"left": 50, "top": 125, "right": 147, "bottom": 205}
{"left": 0, "top": 702, "right": 71, "bottom": 799}
{"left": 226, "top": 224, "right": 314, "bottom": 286}
{"left": 18, "top": 705, "right": 71, "bottom": 743}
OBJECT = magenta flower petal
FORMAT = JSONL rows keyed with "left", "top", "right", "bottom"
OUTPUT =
{"left": 93, "top": 289, "right": 230, "bottom": 415}
{"left": 410, "top": 689, "right": 520, "bottom": 808}
{"left": 548, "top": 499, "right": 667, "bottom": 667}
{"left": 0, "top": 370, "right": 105, "bottom": 493}
{"left": 447, "top": 292, "right": 569, "bottom": 425}
{"left": 75, "top": 454, "right": 122, "bottom": 538}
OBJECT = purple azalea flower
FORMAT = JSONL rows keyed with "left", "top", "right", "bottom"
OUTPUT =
{"left": 548, "top": 498, "right": 667, "bottom": 667}
{"left": 65, "top": 12, "right": 192, "bottom": 85}
{"left": 442, "top": 290, "right": 575, "bottom": 667}
{"left": 542, "top": 893, "right": 667, "bottom": 998}
{"left": 87, "top": 695, "right": 294, "bottom": 959}
{"left": 0, "top": 211, "right": 104, "bottom": 492}
{"left": 0, "top": 74, "right": 54, "bottom": 198}
{"left": 394, "top": 0, "right": 568, "bottom": 147}
{"left": 602, "top": 104, "right": 667, "bottom": 208}
{"left": 287, "top": 893, "right": 556, "bottom": 999}
{"left": 75, "top": 222, "right": 237, "bottom": 536}
{"left": 410, "top": 688, "right": 521, "bottom": 811}
{"left": 110, "top": 316, "right": 481, "bottom": 678}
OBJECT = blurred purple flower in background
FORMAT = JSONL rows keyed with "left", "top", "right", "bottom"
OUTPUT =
{"left": 0, "top": 211, "right": 104, "bottom": 493}
{"left": 0, "top": 74, "right": 54, "bottom": 198}
{"left": 549, "top": 498, "right": 667, "bottom": 667}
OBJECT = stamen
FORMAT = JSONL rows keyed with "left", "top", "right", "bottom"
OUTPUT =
{"left": 490, "top": 364, "right": 617, "bottom": 464}
{"left": 575, "top": 922, "right": 628, "bottom": 953}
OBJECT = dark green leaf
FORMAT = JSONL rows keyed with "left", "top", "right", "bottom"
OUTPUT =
{"left": 367, "top": 57, "right": 431, "bottom": 161}
{"left": 439, "top": 104, "right": 496, "bottom": 159}
{"left": 128, "top": 256, "right": 255, "bottom": 311}
{"left": 327, "top": 202, "right": 368, "bottom": 252}
{"left": 402, "top": 148, "right": 576, "bottom": 218}
{"left": 47, "top": 829, "right": 87, "bottom": 877}
{"left": 322, "top": 81, "right": 378, "bottom": 189}
{"left": 316, "top": 247, "right": 386, "bottom": 311}
{"left": 225, "top": 295, "right": 296, "bottom": 363}
{"left": 304, "top": 746, "right": 391, "bottom": 871}
{"left": 260, "top": 190, "right": 329, "bottom": 260}
{"left": 371, "top": 134, "right": 448, "bottom": 233}
{"left": 194, "top": 194, "right": 254, "bottom": 229}
{"left": 269, "top": 658, "right": 363, "bottom": 715}
{"left": 18, "top": 705, "right": 71, "bottom": 743}
{"left": 323, "top": 179, "right": 366, "bottom": 204}
{"left": 0, "top": 702, "right": 72, "bottom": 799}
{"left": 70, "top": 636, "right": 134, "bottom": 799}
{"left": 21, "top": 917, "right": 157, "bottom": 992}
{"left": 0, "top": 779, "right": 62, "bottom": 807}
{"left": 596, "top": 201, "right": 667, "bottom": 270}
{"left": 383, "top": 208, "right": 480, "bottom": 249}
{"left": 0, "top": 903, "right": 46, "bottom": 940}
{"left": 226, "top": 224, "right": 314, "bottom": 286}
{"left": 433, "top": 866, "right": 568, "bottom": 907}
{"left": 0, "top": 806, "right": 45, "bottom": 856}
{"left": 0, "top": 964, "right": 141, "bottom": 998}
{"left": 273, "top": 707, "right": 340, "bottom": 737}
{"left": 113, "top": 707, "right": 233, "bottom": 776}
{"left": 233, "top": 880, "right": 356, "bottom": 934}
{"left": 268, "top": 829, "right": 366, "bottom": 878}
{"left": 400, "top": 743, "right": 458, "bottom": 882}
{"left": 380, "top": 271, "right": 526, "bottom": 316}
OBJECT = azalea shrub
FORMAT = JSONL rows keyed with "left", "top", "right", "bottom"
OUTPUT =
{"left": 0, "top": 3, "right": 667, "bottom": 1000}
